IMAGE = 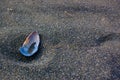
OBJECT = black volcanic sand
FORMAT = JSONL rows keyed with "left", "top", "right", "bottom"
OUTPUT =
{"left": 0, "top": 0, "right": 120, "bottom": 80}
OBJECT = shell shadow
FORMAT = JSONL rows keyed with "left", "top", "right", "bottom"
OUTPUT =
{"left": 96, "top": 33, "right": 120, "bottom": 46}
{"left": 0, "top": 33, "right": 44, "bottom": 63}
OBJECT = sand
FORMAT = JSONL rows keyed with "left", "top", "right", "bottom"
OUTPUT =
{"left": 0, "top": 0, "right": 120, "bottom": 80}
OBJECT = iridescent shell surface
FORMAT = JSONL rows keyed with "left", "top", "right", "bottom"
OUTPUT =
{"left": 19, "top": 31, "right": 40, "bottom": 57}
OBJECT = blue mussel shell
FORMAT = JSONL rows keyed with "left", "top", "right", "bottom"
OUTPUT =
{"left": 19, "top": 31, "right": 40, "bottom": 57}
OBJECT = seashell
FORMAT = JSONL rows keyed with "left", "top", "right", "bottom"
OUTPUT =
{"left": 19, "top": 31, "right": 40, "bottom": 57}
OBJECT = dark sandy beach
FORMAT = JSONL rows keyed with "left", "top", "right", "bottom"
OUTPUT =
{"left": 0, "top": 0, "right": 120, "bottom": 80}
